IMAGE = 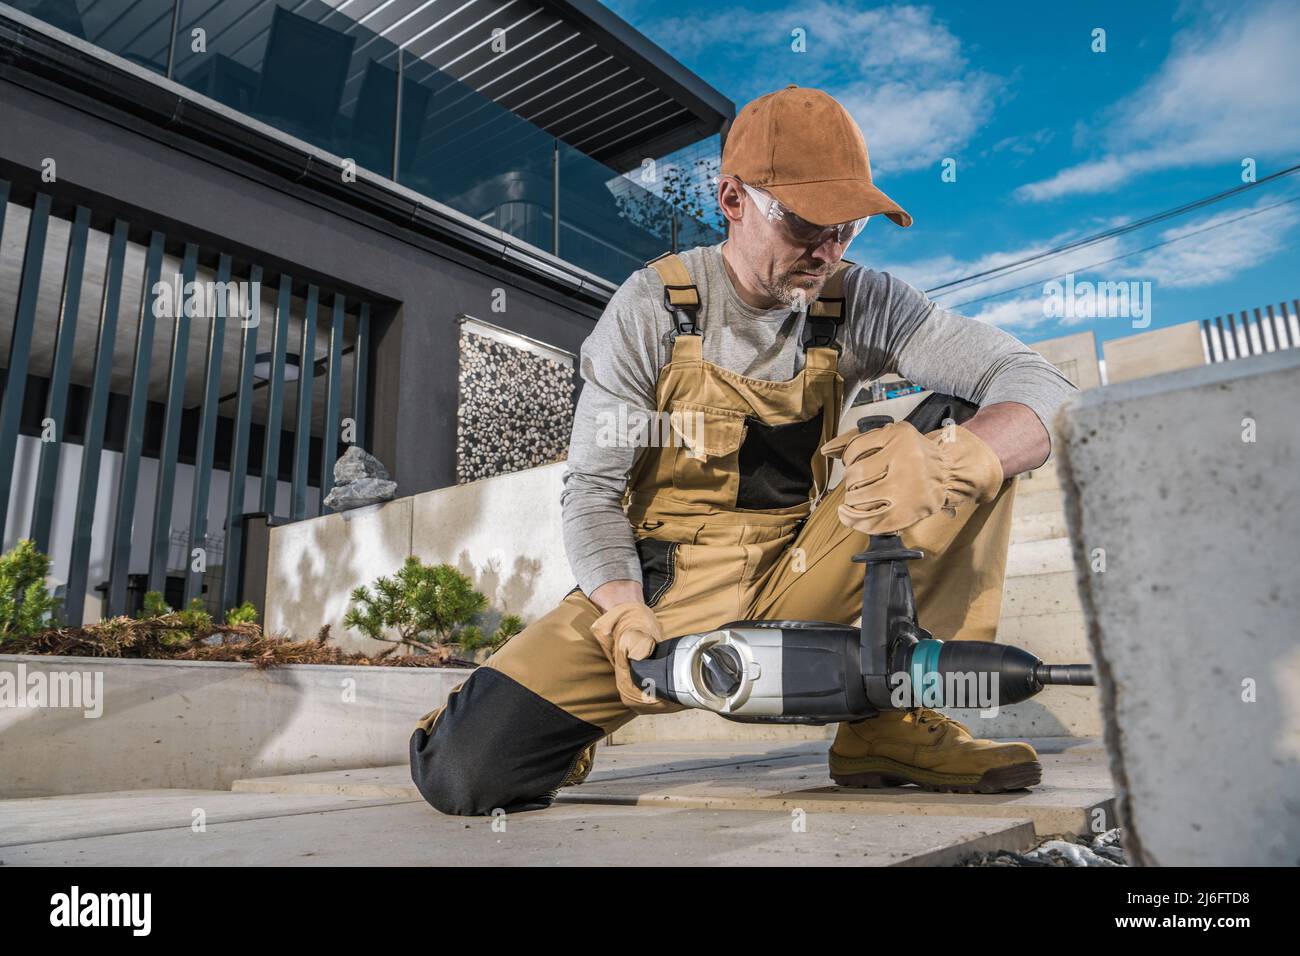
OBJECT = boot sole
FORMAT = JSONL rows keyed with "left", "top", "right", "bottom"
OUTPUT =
{"left": 830, "top": 757, "right": 1042, "bottom": 794}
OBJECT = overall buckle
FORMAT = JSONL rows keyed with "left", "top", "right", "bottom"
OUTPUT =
{"left": 663, "top": 284, "right": 701, "bottom": 338}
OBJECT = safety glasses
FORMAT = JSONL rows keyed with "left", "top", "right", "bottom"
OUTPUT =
{"left": 738, "top": 180, "right": 870, "bottom": 245}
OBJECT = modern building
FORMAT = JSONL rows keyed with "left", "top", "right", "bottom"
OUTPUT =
{"left": 0, "top": 0, "right": 732, "bottom": 623}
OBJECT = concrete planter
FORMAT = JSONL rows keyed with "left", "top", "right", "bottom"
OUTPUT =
{"left": 0, "top": 654, "right": 467, "bottom": 798}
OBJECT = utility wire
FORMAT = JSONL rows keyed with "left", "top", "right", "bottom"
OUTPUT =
{"left": 949, "top": 193, "right": 1300, "bottom": 311}
{"left": 924, "top": 162, "right": 1300, "bottom": 298}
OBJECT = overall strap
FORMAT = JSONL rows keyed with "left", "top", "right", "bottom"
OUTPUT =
{"left": 646, "top": 251, "right": 700, "bottom": 338}
{"left": 802, "top": 257, "right": 855, "bottom": 352}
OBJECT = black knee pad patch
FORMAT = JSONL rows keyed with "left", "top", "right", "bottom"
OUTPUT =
{"left": 409, "top": 666, "right": 605, "bottom": 817}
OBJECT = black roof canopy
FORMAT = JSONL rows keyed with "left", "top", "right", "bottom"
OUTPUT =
{"left": 298, "top": 0, "right": 733, "bottom": 172}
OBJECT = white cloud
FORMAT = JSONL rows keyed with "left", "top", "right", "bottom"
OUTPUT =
{"left": 964, "top": 295, "right": 1057, "bottom": 331}
{"left": 1129, "top": 197, "right": 1300, "bottom": 287}
{"left": 1018, "top": 1, "right": 1300, "bottom": 201}
{"left": 861, "top": 194, "right": 1300, "bottom": 329}
{"left": 628, "top": 2, "right": 1000, "bottom": 173}
{"left": 867, "top": 232, "right": 1127, "bottom": 300}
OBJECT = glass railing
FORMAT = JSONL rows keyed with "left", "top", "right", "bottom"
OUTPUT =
{"left": 14, "top": 0, "right": 723, "bottom": 285}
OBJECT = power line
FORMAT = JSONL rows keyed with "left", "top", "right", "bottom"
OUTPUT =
{"left": 924, "top": 162, "right": 1300, "bottom": 298}
{"left": 949, "top": 193, "right": 1300, "bottom": 311}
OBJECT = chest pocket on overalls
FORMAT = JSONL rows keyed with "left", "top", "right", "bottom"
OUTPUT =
{"left": 736, "top": 406, "right": 826, "bottom": 510}
{"left": 668, "top": 400, "right": 749, "bottom": 507}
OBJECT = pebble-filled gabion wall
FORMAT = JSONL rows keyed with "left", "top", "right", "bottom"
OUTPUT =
{"left": 457, "top": 327, "right": 575, "bottom": 483}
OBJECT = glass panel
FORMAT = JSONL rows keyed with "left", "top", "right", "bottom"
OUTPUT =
{"left": 24, "top": 0, "right": 728, "bottom": 282}
{"left": 20, "top": 0, "right": 178, "bottom": 74}
{"left": 557, "top": 142, "right": 670, "bottom": 285}
{"left": 397, "top": 49, "right": 556, "bottom": 253}
{"left": 170, "top": 0, "right": 398, "bottom": 177}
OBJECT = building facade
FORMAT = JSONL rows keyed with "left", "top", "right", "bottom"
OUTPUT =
{"left": 0, "top": 0, "right": 732, "bottom": 623}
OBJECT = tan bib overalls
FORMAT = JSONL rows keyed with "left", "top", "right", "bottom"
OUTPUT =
{"left": 410, "top": 251, "right": 1019, "bottom": 816}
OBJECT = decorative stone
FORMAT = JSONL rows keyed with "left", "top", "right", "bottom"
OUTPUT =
{"left": 323, "top": 477, "right": 397, "bottom": 510}
{"left": 334, "top": 446, "right": 390, "bottom": 484}
{"left": 456, "top": 328, "right": 574, "bottom": 484}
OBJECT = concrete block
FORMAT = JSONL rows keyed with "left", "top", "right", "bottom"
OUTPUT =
{"left": 264, "top": 496, "right": 413, "bottom": 651}
{"left": 1057, "top": 348, "right": 1300, "bottom": 865}
{"left": 1028, "top": 330, "right": 1102, "bottom": 391}
{"left": 265, "top": 462, "right": 576, "bottom": 653}
{"left": 1101, "top": 320, "right": 1206, "bottom": 385}
{"left": 0, "top": 656, "right": 463, "bottom": 797}
{"left": 410, "top": 462, "right": 574, "bottom": 626}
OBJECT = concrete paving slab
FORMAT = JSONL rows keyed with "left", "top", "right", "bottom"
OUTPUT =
{"left": 0, "top": 788, "right": 414, "bottom": 846}
{"left": 0, "top": 799, "right": 1036, "bottom": 867}
{"left": 231, "top": 739, "right": 1113, "bottom": 837}
{"left": 563, "top": 756, "right": 1113, "bottom": 836}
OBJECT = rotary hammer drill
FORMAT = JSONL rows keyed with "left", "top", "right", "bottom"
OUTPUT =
{"left": 629, "top": 415, "right": 1094, "bottom": 724}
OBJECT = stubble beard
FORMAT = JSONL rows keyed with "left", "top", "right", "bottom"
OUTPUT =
{"left": 765, "top": 265, "right": 828, "bottom": 311}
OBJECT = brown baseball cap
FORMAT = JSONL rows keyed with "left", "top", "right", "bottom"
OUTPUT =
{"left": 721, "top": 84, "right": 912, "bottom": 228}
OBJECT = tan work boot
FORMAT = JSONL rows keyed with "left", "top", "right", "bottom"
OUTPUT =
{"left": 829, "top": 708, "right": 1041, "bottom": 793}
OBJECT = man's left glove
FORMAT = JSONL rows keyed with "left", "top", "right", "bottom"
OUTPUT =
{"left": 590, "top": 602, "right": 687, "bottom": 715}
{"left": 820, "top": 420, "right": 1004, "bottom": 535}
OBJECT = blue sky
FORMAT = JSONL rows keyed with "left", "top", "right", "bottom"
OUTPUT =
{"left": 601, "top": 0, "right": 1300, "bottom": 352}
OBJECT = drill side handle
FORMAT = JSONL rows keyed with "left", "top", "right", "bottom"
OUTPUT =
{"left": 847, "top": 415, "right": 927, "bottom": 709}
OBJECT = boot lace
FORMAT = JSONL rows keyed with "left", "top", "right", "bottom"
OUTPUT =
{"left": 912, "top": 708, "right": 967, "bottom": 736}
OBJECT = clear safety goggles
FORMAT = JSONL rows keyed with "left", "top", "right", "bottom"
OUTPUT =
{"left": 739, "top": 180, "right": 870, "bottom": 245}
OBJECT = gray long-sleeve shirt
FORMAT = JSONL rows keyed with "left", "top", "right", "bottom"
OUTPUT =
{"left": 561, "top": 239, "right": 1077, "bottom": 596}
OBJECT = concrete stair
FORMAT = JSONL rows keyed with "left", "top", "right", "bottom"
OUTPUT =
{"left": 949, "top": 464, "right": 1101, "bottom": 739}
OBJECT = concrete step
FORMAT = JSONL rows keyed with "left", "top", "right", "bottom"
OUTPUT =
{"left": 999, "top": 610, "right": 1092, "bottom": 664}
{"left": 966, "top": 608, "right": 1099, "bottom": 739}
{"left": 1005, "top": 537, "right": 1074, "bottom": 577}
{"left": 947, "top": 687, "right": 1102, "bottom": 740}
{"left": 1010, "top": 510, "right": 1068, "bottom": 544}
{"left": 0, "top": 788, "right": 1037, "bottom": 866}
{"left": 1011, "top": 486, "right": 1067, "bottom": 516}
{"left": 1000, "top": 570, "right": 1084, "bottom": 618}
{"left": 1025, "top": 458, "right": 1059, "bottom": 481}
{"left": 232, "top": 738, "right": 1114, "bottom": 839}
{"left": 1018, "top": 459, "right": 1061, "bottom": 487}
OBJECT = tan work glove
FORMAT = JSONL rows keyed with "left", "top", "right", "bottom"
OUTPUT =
{"left": 590, "top": 602, "right": 687, "bottom": 715}
{"left": 820, "top": 421, "right": 1004, "bottom": 535}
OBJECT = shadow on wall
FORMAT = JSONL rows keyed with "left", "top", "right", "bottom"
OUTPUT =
{"left": 270, "top": 502, "right": 410, "bottom": 656}
{"left": 453, "top": 548, "right": 547, "bottom": 635}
